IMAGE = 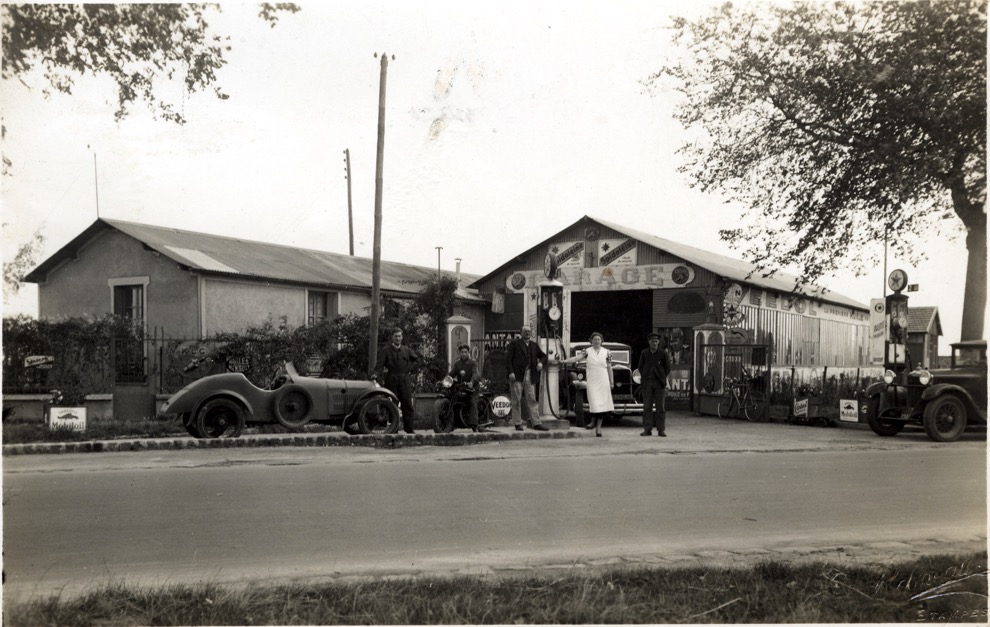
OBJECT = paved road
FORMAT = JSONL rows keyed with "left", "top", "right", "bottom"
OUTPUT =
{"left": 3, "top": 414, "right": 986, "bottom": 603}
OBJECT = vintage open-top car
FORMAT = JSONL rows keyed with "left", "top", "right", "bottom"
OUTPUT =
{"left": 160, "top": 361, "right": 401, "bottom": 438}
{"left": 559, "top": 341, "right": 642, "bottom": 421}
{"left": 864, "top": 339, "right": 987, "bottom": 442}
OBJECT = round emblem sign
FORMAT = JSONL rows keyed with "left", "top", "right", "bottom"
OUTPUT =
{"left": 490, "top": 395, "right": 511, "bottom": 418}
{"left": 671, "top": 265, "right": 690, "bottom": 285}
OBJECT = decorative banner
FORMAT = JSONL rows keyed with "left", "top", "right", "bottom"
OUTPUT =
{"left": 597, "top": 239, "right": 637, "bottom": 266}
{"left": 505, "top": 264, "right": 695, "bottom": 293}
{"left": 548, "top": 241, "right": 585, "bottom": 269}
{"left": 869, "top": 298, "right": 886, "bottom": 364}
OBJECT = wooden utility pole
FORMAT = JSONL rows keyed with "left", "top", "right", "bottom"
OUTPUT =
{"left": 344, "top": 148, "right": 354, "bottom": 256}
{"left": 369, "top": 53, "right": 391, "bottom": 373}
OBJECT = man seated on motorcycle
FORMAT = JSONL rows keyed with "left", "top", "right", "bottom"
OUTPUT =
{"left": 449, "top": 344, "right": 485, "bottom": 432}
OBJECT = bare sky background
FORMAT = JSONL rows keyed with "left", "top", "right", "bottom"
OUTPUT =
{"left": 1, "top": 1, "right": 972, "bottom": 351}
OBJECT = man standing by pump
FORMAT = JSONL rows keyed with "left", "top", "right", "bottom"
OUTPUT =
{"left": 638, "top": 332, "right": 671, "bottom": 437}
{"left": 505, "top": 325, "right": 550, "bottom": 431}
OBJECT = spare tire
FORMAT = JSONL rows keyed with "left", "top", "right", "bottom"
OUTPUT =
{"left": 274, "top": 384, "right": 314, "bottom": 429}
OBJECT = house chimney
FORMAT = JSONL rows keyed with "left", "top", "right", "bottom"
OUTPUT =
{"left": 455, "top": 258, "right": 462, "bottom": 283}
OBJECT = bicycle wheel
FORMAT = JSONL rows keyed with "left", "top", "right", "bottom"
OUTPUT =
{"left": 742, "top": 390, "right": 768, "bottom": 422}
{"left": 716, "top": 392, "right": 736, "bottom": 419}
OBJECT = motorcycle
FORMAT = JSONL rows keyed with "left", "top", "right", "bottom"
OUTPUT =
{"left": 433, "top": 375, "right": 495, "bottom": 433}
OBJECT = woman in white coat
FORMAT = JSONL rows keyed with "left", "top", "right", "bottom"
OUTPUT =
{"left": 557, "top": 332, "right": 614, "bottom": 436}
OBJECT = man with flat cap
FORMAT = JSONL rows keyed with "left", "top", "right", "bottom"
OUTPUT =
{"left": 637, "top": 332, "right": 671, "bottom": 436}
{"left": 505, "top": 325, "right": 549, "bottom": 431}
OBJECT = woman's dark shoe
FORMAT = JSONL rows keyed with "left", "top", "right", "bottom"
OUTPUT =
{"left": 596, "top": 432, "right": 602, "bottom": 437}
{"left": 584, "top": 423, "right": 594, "bottom": 429}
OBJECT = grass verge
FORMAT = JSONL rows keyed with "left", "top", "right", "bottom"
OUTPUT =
{"left": 5, "top": 552, "right": 986, "bottom": 625}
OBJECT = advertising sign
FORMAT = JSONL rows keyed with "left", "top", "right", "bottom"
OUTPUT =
{"left": 793, "top": 398, "right": 809, "bottom": 418}
{"left": 869, "top": 298, "right": 886, "bottom": 364}
{"left": 839, "top": 399, "right": 859, "bottom": 422}
{"left": 597, "top": 239, "right": 637, "bottom": 266}
{"left": 490, "top": 395, "right": 511, "bottom": 418}
{"left": 47, "top": 407, "right": 87, "bottom": 432}
{"left": 548, "top": 241, "right": 585, "bottom": 269}
{"left": 504, "top": 264, "right": 695, "bottom": 293}
{"left": 483, "top": 331, "right": 516, "bottom": 351}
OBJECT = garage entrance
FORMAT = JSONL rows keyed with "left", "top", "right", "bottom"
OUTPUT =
{"left": 569, "top": 289, "right": 653, "bottom": 355}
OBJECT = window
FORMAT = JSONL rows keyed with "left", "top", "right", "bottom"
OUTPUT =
{"left": 114, "top": 284, "right": 144, "bottom": 321}
{"left": 108, "top": 278, "right": 149, "bottom": 383}
{"left": 308, "top": 291, "right": 337, "bottom": 325}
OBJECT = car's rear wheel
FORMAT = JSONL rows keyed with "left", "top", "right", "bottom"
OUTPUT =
{"left": 180, "top": 412, "right": 201, "bottom": 438}
{"left": 923, "top": 395, "right": 967, "bottom": 442}
{"left": 195, "top": 398, "right": 245, "bottom": 438}
{"left": 358, "top": 397, "right": 400, "bottom": 434}
{"left": 274, "top": 384, "right": 313, "bottom": 430}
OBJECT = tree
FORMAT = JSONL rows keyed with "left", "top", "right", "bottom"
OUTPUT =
{"left": 1, "top": 3, "right": 299, "bottom": 125}
{"left": 653, "top": 0, "right": 986, "bottom": 340}
{"left": 3, "top": 225, "right": 44, "bottom": 300}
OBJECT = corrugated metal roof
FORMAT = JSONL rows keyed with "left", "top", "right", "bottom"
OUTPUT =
{"left": 907, "top": 306, "right": 942, "bottom": 336}
{"left": 26, "top": 219, "right": 483, "bottom": 301}
{"left": 469, "top": 215, "right": 867, "bottom": 310}
{"left": 591, "top": 217, "right": 866, "bottom": 310}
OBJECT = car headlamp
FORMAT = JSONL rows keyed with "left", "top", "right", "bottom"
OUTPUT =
{"left": 915, "top": 369, "right": 932, "bottom": 385}
{"left": 883, "top": 369, "right": 896, "bottom": 384}
{"left": 441, "top": 375, "right": 453, "bottom": 388}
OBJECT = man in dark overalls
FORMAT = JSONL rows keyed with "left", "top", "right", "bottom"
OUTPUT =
{"left": 637, "top": 332, "right": 671, "bottom": 437}
{"left": 375, "top": 328, "right": 421, "bottom": 434}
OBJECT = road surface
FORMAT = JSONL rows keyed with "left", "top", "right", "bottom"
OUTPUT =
{"left": 3, "top": 424, "right": 985, "bottom": 603}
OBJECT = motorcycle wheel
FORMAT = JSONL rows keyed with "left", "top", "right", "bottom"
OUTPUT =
{"left": 476, "top": 396, "right": 494, "bottom": 427}
{"left": 433, "top": 398, "right": 456, "bottom": 433}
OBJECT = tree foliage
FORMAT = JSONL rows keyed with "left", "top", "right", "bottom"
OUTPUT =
{"left": 2, "top": 224, "right": 44, "bottom": 300}
{"left": 1, "top": 3, "right": 299, "bottom": 124}
{"left": 654, "top": 0, "right": 986, "bottom": 338}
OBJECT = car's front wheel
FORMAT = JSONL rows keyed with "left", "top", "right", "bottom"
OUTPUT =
{"left": 358, "top": 397, "right": 400, "bottom": 434}
{"left": 195, "top": 398, "right": 245, "bottom": 438}
{"left": 923, "top": 394, "right": 967, "bottom": 442}
{"left": 866, "top": 395, "right": 904, "bottom": 436}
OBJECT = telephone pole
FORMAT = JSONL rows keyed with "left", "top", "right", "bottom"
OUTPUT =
{"left": 344, "top": 148, "right": 354, "bottom": 256}
{"left": 369, "top": 53, "right": 392, "bottom": 373}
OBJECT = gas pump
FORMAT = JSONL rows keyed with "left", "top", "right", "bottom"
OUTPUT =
{"left": 885, "top": 269, "right": 910, "bottom": 371}
{"left": 538, "top": 254, "right": 565, "bottom": 420}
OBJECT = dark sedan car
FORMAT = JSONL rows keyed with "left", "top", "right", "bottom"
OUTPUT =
{"left": 161, "top": 362, "right": 401, "bottom": 438}
{"left": 559, "top": 341, "right": 642, "bottom": 422}
{"left": 864, "top": 339, "right": 987, "bottom": 442}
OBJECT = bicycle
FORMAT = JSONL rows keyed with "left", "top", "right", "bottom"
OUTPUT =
{"left": 717, "top": 372, "right": 768, "bottom": 421}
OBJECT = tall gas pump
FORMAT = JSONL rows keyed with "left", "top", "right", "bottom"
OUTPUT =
{"left": 538, "top": 253, "right": 565, "bottom": 421}
{"left": 885, "top": 269, "right": 910, "bottom": 371}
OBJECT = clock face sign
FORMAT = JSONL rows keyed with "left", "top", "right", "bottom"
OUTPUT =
{"left": 887, "top": 269, "right": 908, "bottom": 292}
{"left": 548, "top": 306, "right": 561, "bottom": 321}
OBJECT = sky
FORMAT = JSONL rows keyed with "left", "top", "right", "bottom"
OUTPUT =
{"left": 1, "top": 1, "right": 975, "bottom": 352}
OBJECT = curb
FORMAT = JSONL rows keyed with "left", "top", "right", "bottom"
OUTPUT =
{"left": 1, "top": 429, "right": 584, "bottom": 456}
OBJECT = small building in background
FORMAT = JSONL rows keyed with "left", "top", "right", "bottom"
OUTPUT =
{"left": 907, "top": 306, "right": 942, "bottom": 368}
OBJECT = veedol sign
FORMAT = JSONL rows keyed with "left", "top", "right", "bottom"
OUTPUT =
{"left": 506, "top": 264, "right": 695, "bottom": 293}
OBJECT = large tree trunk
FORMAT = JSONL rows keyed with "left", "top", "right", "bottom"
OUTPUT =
{"left": 960, "top": 218, "right": 986, "bottom": 341}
